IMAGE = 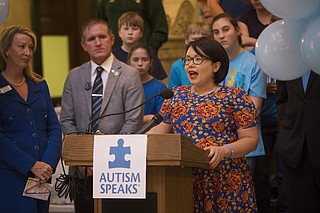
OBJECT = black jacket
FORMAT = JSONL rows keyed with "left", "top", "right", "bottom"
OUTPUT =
{"left": 276, "top": 71, "right": 320, "bottom": 169}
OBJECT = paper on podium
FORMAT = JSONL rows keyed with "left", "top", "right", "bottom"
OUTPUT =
{"left": 23, "top": 177, "right": 53, "bottom": 201}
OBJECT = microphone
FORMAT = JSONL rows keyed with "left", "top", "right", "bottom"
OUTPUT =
{"left": 158, "top": 88, "right": 174, "bottom": 99}
{"left": 136, "top": 114, "right": 163, "bottom": 134}
{"left": 85, "top": 88, "right": 173, "bottom": 133}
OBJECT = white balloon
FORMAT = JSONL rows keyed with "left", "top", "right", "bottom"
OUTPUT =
{"left": 0, "top": 0, "right": 10, "bottom": 25}
{"left": 301, "top": 16, "right": 320, "bottom": 74}
{"left": 256, "top": 20, "right": 309, "bottom": 80}
{"left": 260, "top": 0, "right": 320, "bottom": 19}
{"left": 302, "top": 6, "right": 320, "bottom": 22}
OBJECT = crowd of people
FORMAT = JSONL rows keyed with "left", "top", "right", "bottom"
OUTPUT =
{"left": 1, "top": 0, "right": 319, "bottom": 213}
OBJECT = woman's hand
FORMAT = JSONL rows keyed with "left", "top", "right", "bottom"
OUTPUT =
{"left": 204, "top": 145, "right": 229, "bottom": 169}
{"left": 30, "top": 161, "right": 53, "bottom": 182}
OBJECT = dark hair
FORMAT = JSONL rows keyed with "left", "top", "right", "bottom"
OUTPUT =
{"left": 212, "top": 12, "right": 242, "bottom": 46}
{"left": 81, "top": 18, "right": 113, "bottom": 41}
{"left": 185, "top": 37, "right": 229, "bottom": 84}
{"left": 128, "top": 42, "right": 154, "bottom": 76}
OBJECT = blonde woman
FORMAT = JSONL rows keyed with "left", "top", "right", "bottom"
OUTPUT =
{"left": 0, "top": 26, "right": 61, "bottom": 213}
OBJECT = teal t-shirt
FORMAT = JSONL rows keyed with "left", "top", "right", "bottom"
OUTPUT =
{"left": 222, "top": 50, "right": 267, "bottom": 157}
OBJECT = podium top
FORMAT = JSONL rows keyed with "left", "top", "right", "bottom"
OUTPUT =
{"left": 62, "top": 134, "right": 209, "bottom": 169}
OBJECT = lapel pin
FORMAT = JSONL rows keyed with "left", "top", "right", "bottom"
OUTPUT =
{"left": 111, "top": 69, "right": 119, "bottom": 76}
{"left": 84, "top": 82, "right": 91, "bottom": 90}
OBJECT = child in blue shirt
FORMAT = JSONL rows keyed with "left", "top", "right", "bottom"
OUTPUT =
{"left": 128, "top": 42, "right": 167, "bottom": 125}
{"left": 114, "top": 11, "right": 167, "bottom": 80}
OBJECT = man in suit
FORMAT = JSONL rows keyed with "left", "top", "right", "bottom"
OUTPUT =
{"left": 60, "top": 18, "right": 144, "bottom": 213}
{"left": 276, "top": 70, "right": 320, "bottom": 213}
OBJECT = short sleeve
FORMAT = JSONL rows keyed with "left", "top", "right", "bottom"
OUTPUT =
{"left": 159, "top": 98, "right": 172, "bottom": 125}
{"left": 232, "top": 88, "right": 258, "bottom": 130}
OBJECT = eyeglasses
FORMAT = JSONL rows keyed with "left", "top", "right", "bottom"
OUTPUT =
{"left": 182, "top": 56, "right": 208, "bottom": 65}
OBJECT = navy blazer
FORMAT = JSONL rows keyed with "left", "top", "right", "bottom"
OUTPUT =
{"left": 0, "top": 76, "right": 62, "bottom": 213}
{"left": 277, "top": 71, "right": 320, "bottom": 170}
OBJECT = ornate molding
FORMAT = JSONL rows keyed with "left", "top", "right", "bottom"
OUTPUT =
{"left": 170, "top": 0, "right": 195, "bottom": 36}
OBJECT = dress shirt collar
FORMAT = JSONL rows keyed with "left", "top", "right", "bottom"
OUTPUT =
{"left": 90, "top": 54, "right": 114, "bottom": 77}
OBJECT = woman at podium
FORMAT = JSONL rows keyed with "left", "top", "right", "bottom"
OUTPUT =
{"left": 148, "top": 37, "right": 259, "bottom": 212}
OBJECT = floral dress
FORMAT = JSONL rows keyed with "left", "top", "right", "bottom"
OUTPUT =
{"left": 160, "top": 86, "right": 258, "bottom": 213}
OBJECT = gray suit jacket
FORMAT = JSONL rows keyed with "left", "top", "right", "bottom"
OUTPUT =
{"left": 60, "top": 57, "right": 144, "bottom": 135}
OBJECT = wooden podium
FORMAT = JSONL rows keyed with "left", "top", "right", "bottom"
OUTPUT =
{"left": 62, "top": 134, "right": 209, "bottom": 213}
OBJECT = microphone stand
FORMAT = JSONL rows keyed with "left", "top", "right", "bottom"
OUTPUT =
{"left": 58, "top": 87, "right": 173, "bottom": 201}
{"left": 85, "top": 93, "right": 161, "bottom": 134}
{"left": 85, "top": 88, "right": 173, "bottom": 134}
{"left": 136, "top": 114, "right": 163, "bottom": 134}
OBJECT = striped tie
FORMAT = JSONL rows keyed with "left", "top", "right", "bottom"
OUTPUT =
{"left": 91, "top": 66, "right": 104, "bottom": 132}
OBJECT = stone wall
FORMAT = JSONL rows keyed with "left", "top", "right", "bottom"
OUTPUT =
{"left": 160, "top": 0, "right": 202, "bottom": 85}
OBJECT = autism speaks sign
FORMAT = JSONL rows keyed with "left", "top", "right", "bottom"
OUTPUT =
{"left": 93, "top": 135, "right": 147, "bottom": 199}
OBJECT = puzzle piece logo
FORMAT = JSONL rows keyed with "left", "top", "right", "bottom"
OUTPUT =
{"left": 108, "top": 138, "right": 131, "bottom": 169}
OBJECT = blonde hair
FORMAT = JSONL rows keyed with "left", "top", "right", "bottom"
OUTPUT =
{"left": 118, "top": 12, "right": 144, "bottom": 32}
{"left": 0, "top": 25, "right": 43, "bottom": 83}
{"left": 185, "top": 22, "right": 212, "bottom": 40}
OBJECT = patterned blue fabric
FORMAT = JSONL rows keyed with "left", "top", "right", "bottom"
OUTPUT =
{"left": 160, "top": 86, "right": 258, "bottom": 212}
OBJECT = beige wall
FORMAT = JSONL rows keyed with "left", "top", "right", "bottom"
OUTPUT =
{"left": 0, "top": 0, "right": 203, "bottom": 86}
{"left": 0, "top": 0, "right": 31, "bottom": 30}
{"left": 0, "top": 0, "right": 201, "bottom": 37}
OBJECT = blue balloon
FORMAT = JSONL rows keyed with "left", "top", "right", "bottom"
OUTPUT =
{"left": 0, "top": 0, "right": 10, "bottom": 25}
{"left": 260, "top": 0, "right": 320, "bottom": 20}
{"left": 256, "top": 20, "right": 309, "bottom": 80}
{"left": 301, "top": 16, "right": 320, "bottom": 74}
